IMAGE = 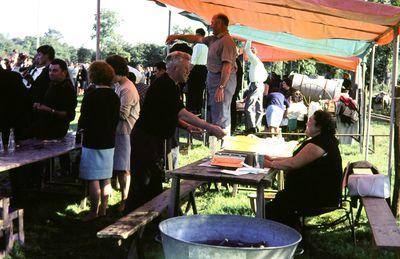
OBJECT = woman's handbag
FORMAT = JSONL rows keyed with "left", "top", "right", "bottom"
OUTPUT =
{"left": 347, "top": 174, "right": 390, "bottom": 198}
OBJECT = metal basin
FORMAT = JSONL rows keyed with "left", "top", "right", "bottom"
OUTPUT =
{"left": 159, "top": 214, "right": 302, "bottom": 259}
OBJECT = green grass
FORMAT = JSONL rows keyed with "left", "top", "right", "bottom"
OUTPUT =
{"left": 6, "top": 101, "right": 398, "bottom": 259}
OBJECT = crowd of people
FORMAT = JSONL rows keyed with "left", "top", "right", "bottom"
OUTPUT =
{"left": 0, "top": 12, "right": 344, "bottom": 232}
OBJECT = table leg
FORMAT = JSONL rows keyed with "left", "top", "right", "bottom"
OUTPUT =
{"left": 256, "top": 184, "right": 265, "bottom": 218}
{"left": 168, "top": 176, "right": 180, "bottom": 217}
{"left": 278, "top": 170, "right": 285, "bottom": 191}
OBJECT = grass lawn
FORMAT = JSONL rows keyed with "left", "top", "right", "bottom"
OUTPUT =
{"left": 5, "top": 100, "right": 398, "bottom": 258}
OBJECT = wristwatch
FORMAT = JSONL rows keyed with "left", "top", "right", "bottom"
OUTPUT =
{"left": 218, "top": 85, "right": 225, "bottom": 89}
{"left": 51, "top": 109, "right": 55, "bottom": 114}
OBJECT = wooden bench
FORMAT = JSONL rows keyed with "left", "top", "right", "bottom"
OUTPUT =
{"left": 97, "top": 180, "right": 204, "bottom": 258}
{"left": 361, "top": 197, "right": 400, "bottom": 256}
{"left": 0, "top": 197, "right": 24, "bottom": 257}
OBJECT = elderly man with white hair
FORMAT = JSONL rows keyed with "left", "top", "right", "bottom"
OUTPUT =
{"left": 124, "top": 51, "right": 225, "bottom": 213}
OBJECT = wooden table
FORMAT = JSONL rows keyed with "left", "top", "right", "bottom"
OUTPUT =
{"left": 0, "top": 133, "right": 80, "bottom": 173}
{"left": 167, "top": 157, "right": 272, "bottom": 218}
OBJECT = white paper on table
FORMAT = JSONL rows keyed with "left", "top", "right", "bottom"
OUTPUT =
{"left": 220, "top": 169, "right": 250, "bottom": 176}
{"left": 236, "top": 167, "right": 270, "bottom": 174}
{"left": 198, "top": 159, "right": 271, "bottom": 176}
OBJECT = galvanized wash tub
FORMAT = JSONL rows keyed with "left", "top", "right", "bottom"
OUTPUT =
{"left": 159, "top": 214, "right": 302, "bottom": 259}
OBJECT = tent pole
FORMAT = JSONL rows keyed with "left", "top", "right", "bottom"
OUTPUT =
{"left": 365, "top": 45, "right": 376, "bottom": 161}
{"left": 166, "top": 10, "right": 172, "bottom": 55}
{"left": 360, "top": 62, "right": 367, "bottom": 153}
{"left": 168, "top": 10, "right": 171, "bottom": 36}
{"left": 389, "top": 33, "right": 399, "bottom": 185}
{"left": 96, "top": 0, "right": 101, "bottom": 60}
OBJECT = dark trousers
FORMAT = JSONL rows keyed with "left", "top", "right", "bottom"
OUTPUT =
{"left": 124, "top": 127, "right": 165, "bottom": 214}
{"left": 265, "top": 189, "right": 303, "bottom": 229}
{"left": 186, "top": 65, "right": 208, "bottom": 113}
{"left": 10, "top": 161, "right": 45, "bottom": 207}
{"left": 230, "top": 91, "right": 239, "bottom": 135}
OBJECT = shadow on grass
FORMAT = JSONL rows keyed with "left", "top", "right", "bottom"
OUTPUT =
{"left": 13, "top": 188, "right": 159, "bottom": 259}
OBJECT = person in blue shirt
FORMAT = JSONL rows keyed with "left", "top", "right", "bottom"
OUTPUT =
{"left": 264, "top": 78, "right": 292, "bottom": 134}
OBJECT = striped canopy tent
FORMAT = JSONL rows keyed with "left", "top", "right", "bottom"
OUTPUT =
{"left": 148, "top": 0, "right": 400, "bottom": 183}
{"left": 154, "top": 0, "right": 400, "bottom": 45}
{"left": 178, "top": 11, "right": 363, "bottom": 71}
{"left": 154, "top": 0, "right": 400, "bottom": 70}
{"left": 233, "top": 36, "right": 361, "bottom": 71}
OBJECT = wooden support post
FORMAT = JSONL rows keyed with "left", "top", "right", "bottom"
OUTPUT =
{"left": 256, "top": 183, "right": 265, "bottom": 218}
{"left": 95, "top": 0, "right": 101, "bottom": 60}
{"left": 392, "top": 86, "right": 400, "bottom": 217}
{"left": 389, "top": 32, "right": 399, "bottom": 188}
{"left": 365, "top": 45, "right": 376, "bottom": 161}
{"left": 360, "top": 62, "right": 367, "bottom": 153}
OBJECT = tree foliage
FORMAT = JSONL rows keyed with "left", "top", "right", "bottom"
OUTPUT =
{"left": 90, "top": 9, "right": 165, "bottom": 66}
{"left": 172, "top": 25, "right": 194, "bottom": 35}
{"left": 77, "top": 47, "right": 94, "bottom": 63}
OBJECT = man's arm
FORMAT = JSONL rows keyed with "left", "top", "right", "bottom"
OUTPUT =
{"left": 33, "top": 103, "right": 68, "bottom": 119}
{"left": 178, "top": 108, "right": 225, "bottom": 138}
{"left": 244, "top": 41, "right": 258, "bottom": 63}
{"left": 166, "top": 34, "right": 203, "bottom": 44}
{"left": 214, "top": 62, "right": 232, "bottom": 102}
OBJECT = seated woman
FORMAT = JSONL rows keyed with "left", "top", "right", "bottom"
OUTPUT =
{"left": 264, "top": 110, "right": 342, "bottom": 229}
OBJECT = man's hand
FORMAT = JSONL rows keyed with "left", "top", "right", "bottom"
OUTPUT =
{"left": 263, "top": 156, "right": 273, "bottom": 168}
{"left": 22, "top": 71, "right": 33, "bottom": 84}
{"left": 208, "top": 124, "right": 226, "bottom": 139}
{"left": 187, "top": 125, "right": 205, "bottom": 138}
{"left": 214, "top": 88, "right": 225, "bottom": 102}
{"left": 33, "top": 103, "right": 52, "bottom": 113}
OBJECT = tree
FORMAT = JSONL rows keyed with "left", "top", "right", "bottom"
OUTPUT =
{"left": 127, "top": 43, "right": 165, "bottom": 67}
{"left": 77, "top": 47, "right": 94, "bottom": 63}
{"left": 41, "top": 29, "right": 77, "bottom": 62}
{"left": 91, "top": 9, "right": 125, "bottom": 58}
{"left": 172, "top": 25, "right": 194, "bottom": 35}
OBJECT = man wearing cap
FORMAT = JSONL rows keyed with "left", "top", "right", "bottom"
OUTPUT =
{"left": 166, "top": 13, "right": 237, "bottom": 133}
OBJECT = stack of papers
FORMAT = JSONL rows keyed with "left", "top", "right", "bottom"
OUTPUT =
{"left": 222, "top": 135, "right": 298, "bottom": 157}
{"left": 199, "top": 160, "right": 270, "bottom": 176}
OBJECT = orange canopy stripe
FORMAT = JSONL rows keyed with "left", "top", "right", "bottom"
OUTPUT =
{"left": 157, "top": 0, "right": 400, "bottom": 44}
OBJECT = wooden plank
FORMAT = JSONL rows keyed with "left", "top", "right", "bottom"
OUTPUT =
{"left": 97, "top": 180, "right": 204, "bottom": 240}
{"left": 97, "top": 212, "right": 159, "bottom": 239}
{"left": 0, "top": 133, "right": 80, "bottom": 172}
{"left": 362, "top": 197, "right": 400, "bottom": 249}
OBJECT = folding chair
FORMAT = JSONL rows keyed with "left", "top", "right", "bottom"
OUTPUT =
{"left": 296, "top": 163, "right": 356, "bottom": 245}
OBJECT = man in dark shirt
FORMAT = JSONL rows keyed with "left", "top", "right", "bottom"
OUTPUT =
{"left": 0, "top": 68, "right": 29, "bottom": 145}
{"left": 124, "top": 51, "right": 225, "bottom": 213}
{"left": 31, "top": 59, "right": 77, "bottom": 139}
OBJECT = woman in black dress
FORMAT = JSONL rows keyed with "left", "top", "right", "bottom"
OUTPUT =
{"left": 264, "top": 110, "right": 342, "bottom": 229}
